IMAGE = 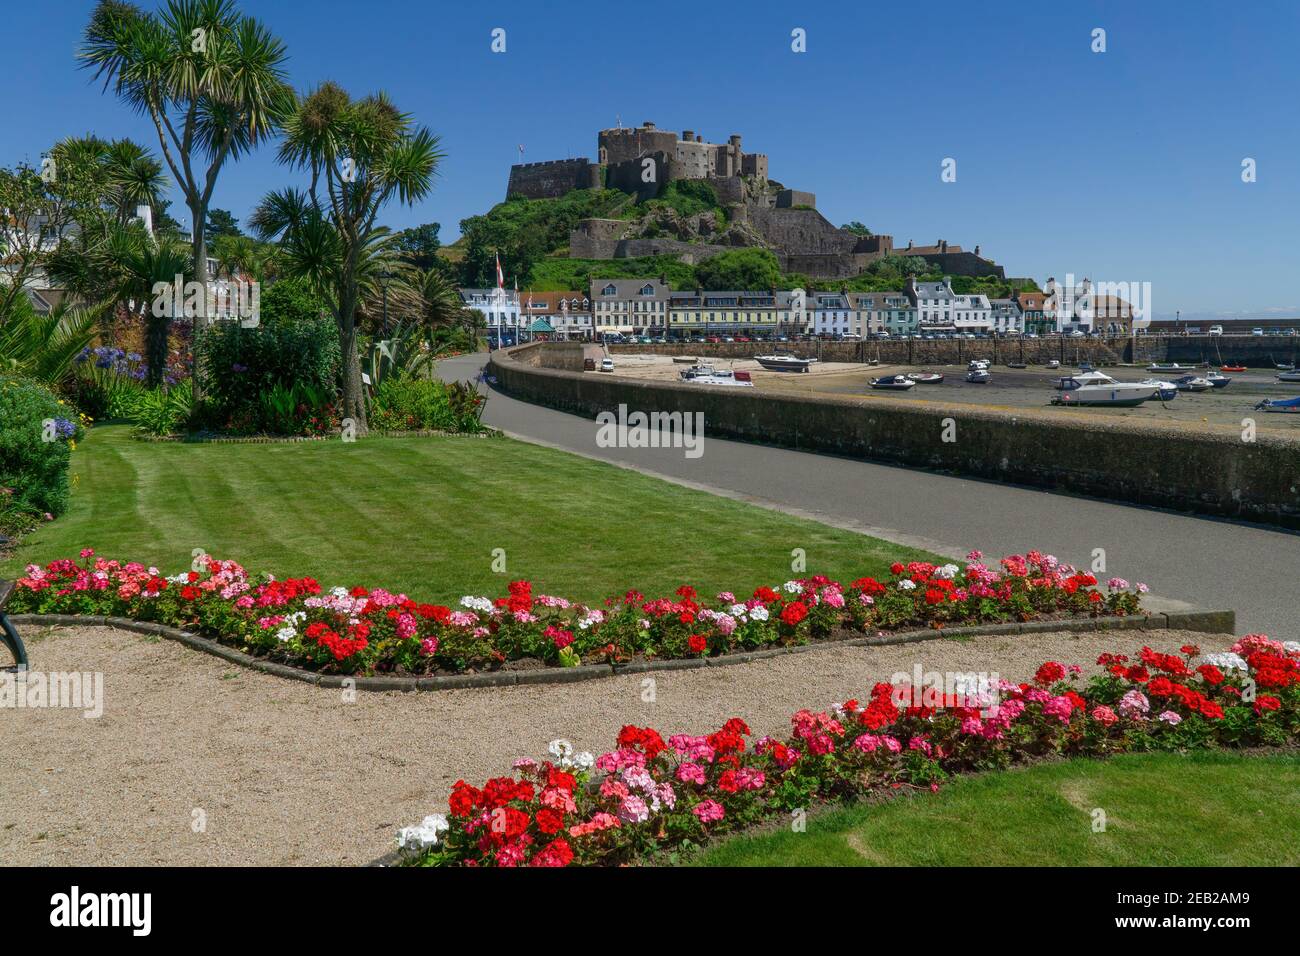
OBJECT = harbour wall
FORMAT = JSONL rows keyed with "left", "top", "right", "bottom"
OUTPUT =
{"left": 492, "top": 343, "right": 1300, "bottom": 529}
{"left": 606, "top": 335, "right": 1300, "bottom": 368}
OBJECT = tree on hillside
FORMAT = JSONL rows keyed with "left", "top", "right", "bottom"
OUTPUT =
{"left": 693, "top": 248, "right": 781, "bottom": 291}
{"left": 393, "top": 222, "right": 441, "bottom": 269}
{"left": 206, "top": 207, "right": 244, "bottom": 239}
{"left": 251, "top": 82, "right": 442, "bottom": 431}
{"left": 841, "top": 221, "right": 872, "bottom": 237}
{"left": 80, "top": 0, "right": 294, "bottom": 325}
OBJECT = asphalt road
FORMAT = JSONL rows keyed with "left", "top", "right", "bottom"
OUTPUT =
{"left": 443, "top": 352, "right": 1298, "bottom": 640}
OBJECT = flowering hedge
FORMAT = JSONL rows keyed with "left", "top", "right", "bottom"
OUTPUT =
{"left": 396, "top": 636, "right": 1300, "bottom": 866}
{"left": 9, "top": 550, "right": 1147, "bottom": 676}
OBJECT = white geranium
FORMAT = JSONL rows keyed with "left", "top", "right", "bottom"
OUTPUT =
{"left": 749, "top": 605, "right": 770, "bottom": 622}
{"left": 897, "top": 579, "right": 916, "bottom": 591}
{"left": 782, "top": 581, "right": 802, "bottom": 594}
{"left": 1283, "top": 642, "right": 1300, "bottom": 655}
{"left": 934, "top": 563, "right": 960, "bottom": 580}
{"left": 275, "top": 626, "right": 296, "bottom": 643}
{"left": 396, "top": 814, "right": 449, "bottom": 853}
{"left": 459, "top": 595, "right": 494, "bottom": 612}
{"left": 1198, "top": 652, "right": 1248, "bottom": 672}
{"left": 729, "top": 603, "right": 749, "bottom": 619}
{"left": 330, "top": 586, "right": 349, "bottom": 599}
{"left": 548, "top": 738, "right": 574, "bottom": 760}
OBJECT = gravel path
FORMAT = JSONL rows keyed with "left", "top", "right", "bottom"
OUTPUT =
{"left": 0, "top": 624, "right": 1231, "bottom": 866}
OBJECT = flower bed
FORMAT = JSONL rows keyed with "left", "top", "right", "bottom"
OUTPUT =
{"left": 10, "top": 550, "right": 1147, "bottom": 677}
{"left": 395, "top": 636, "right": 1300, "bottom": 866}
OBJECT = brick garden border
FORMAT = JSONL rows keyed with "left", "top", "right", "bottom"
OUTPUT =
{"left": 8, "top": 607, "right": 1235, "bottom": 693}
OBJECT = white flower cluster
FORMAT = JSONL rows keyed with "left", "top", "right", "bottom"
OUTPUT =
{"left": 576, "top": 609, "right": 605, "bottom": 631}
{"left": 897, "top": 579, "right": 916, "bottom": 591}
{"left": 459, "top": 595, "right": 494, "bottom": 613}
{"left": 396, "top": 813, "right": 449, "bottom": 854}
{"left": 782, "top": 581, "right": 802, "bottom": 594}
{"left": 933, "top": 563, "right": 961, "bottom": 580}
{"left": 548, "top": 738, "right": 595, "bottom": 770}
{"left": 1198, "top": 652, "right": 1248, "bottom": 672}
{"left": 275, "top": 611, "right": 308, "bottom": 643}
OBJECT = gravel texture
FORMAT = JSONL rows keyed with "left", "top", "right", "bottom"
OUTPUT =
{"left": 0, "top": 623, "right": 1231, "bottom": 866}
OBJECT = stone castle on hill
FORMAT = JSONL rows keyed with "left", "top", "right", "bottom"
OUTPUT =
{"left": 506, "top": 120, "right": 1006, "bottom": 280}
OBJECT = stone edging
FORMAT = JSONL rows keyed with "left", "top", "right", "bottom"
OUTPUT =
{"left": 9, "top": 607, "right": 1235, "bottom": 693}
{"left": 130, "top": 429, "right": 498, "bottom": 444}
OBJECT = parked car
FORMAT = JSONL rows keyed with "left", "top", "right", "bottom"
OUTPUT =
{"left": 1253, "top": 327, "right": 1265, "bottom": 336}
{"left": 1208, "top": 325, "right": 1224, "bottom": 336}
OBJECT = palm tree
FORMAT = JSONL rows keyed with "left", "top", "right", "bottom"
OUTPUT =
{"left": 252, "top": 84, "right": 443, "bottom": 430}
{"left": 0, "top": 293, "right": 106, "bottom": 387}
{"left": 79, "top": 0, "right": 293, "bottom": 321}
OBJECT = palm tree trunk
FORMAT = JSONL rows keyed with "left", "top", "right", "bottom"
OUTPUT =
{"left": 337, "top": 287, "right": 368, "bottom": 433}
{"left": 188, "top": 195, "right": 209, "bottom": 401}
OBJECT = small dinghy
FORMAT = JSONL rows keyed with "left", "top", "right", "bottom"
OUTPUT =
{"left": 967, "top": 359, "right": 990, "bottom": 371}
{"left": 1255, "top": 396, "right": 1300, "bottom": 414}
{"left": 1206, "top": 372, "right": 1231, "bottom": 389}
{"left": 1173, "top": 374, "right": 1212, "bottom": 392}
{"left": 679, "top": 364, "right": 754, "bottom": 387}
{"left": 1278, "top": 363, "right": 1297, "bottom": 372}
{"left": 907, "top": 372, "right": 944, "bottom": 384}
{"left": 1148, "top": 362, "right": 1194, "bottom": 374}
{"left": 966, "top": 369, "right": 991, "bottom": 383}
{"left": 1277, "top": 370, "right": 1300, "bottom": 383}
{"left": 1221, "top": 364, "right": 1247, "bottom": 372}
{"left": 1006, "top": 361, "right": 1028, "bottom": 369}
{"left": 870, "top": 374, "right": 916, "bottom": 391}
{"left": 1046, "top": 359, "right": 1061, "bottom": 369}
{"left": 672, "top": 356, "right": 699, "bottom": 365}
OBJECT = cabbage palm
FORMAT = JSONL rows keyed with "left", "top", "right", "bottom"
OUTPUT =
{"left": 0, "top": 294, "right": 106, "bottom": 387}
{"left": 253, "top": 83, "right": 443, "bottom": 430}
{"left": 79, "top": 0, "right": 293, "bottom": 312}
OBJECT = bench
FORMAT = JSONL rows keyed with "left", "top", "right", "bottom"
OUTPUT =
{"left": 0, "top": 580, "right": 29, "bottom": 671}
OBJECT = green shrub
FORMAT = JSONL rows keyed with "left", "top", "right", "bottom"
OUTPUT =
{"left": 123, "top": 380, "right": 195, "bottom": 437}
{"left": 0, "top": 375, "right": 85, "bottom": 522}
{"left": 370, "top": 378, "right": 486, "bottom": 433}
{"left": 259, "top": 276, "right": 330, "bottom": 326}
{"left": 195, "top": 314, "right": 340, "bottom": 433}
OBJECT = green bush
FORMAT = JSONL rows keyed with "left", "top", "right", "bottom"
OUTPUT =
{"left": 122, "top": 380, "right": 195, "bottom": 437}
{"left": 259, "top": 276, "right": 330, "bottom": 326}
{"left": 195, "top": 315, "right": 340, "bottom": 434}
{"left": 0, "top": 375, "right": 85, "bottom": 522}
{"left": 370, "top": 378, "right": 486, "bottom": 433}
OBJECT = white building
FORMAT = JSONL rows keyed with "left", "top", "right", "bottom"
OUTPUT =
{"left": 989, "top": 298, "right": 1023, "bottom": 334}
{"left": 952, "top": 293, "right": 992, "bottom": 333}
{"left": 461, "top": 287, "right": 521, "bottom": 343}
{"left": 520, "top": 291, "right": 592, "bottom": 340}
{"left": 810, "top": 291, "right": 857, "bottom": 337}
{"left": 907, "top": 277, "right": 957, "bottom": 330}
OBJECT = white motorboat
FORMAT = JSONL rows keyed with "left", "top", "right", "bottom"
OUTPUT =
{"left": 967, "top": 359, "right": 990, "bottom": 371}
{"left": 1147, "top": 362, "right": 1196, "bottom": 374}
{"left": 1140, "top": 379, "right": 1179, "bottom": 401}
{"left": 1173, "top": 374, "right": 1212, "bottom": 392}
{"left": 966, "top": 369, "right": 991, "bottom": 383}
{"left": 755, "top": 354, "right": 816, "bottom": 373}
{"left": 678, "top": 364, "right": 754, "bottom": 387}
{"left": 1205, "top": 372, "right": 1231, "bottom": 389}
{"left": 1050, "top": 372, "right": 1161, "bottom": 407}
{"left": 906, "top": 372, "right": 944, "bottom": 384}
{"left": 1046, "top": 359, "right": 1061, "bottom": 369}
{"left": 1277, "top": 370, "right": 1300, "bottom": 383}
{"left": 870, "top": 374, "right": 916, "bottom": 391}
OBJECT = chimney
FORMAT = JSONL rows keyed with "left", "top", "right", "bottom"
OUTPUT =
{"left": 683, "top": 130, "right": 694, "bottom": 142}
{"left": 643, "top": 121, "right": 655, "bottom": 129}
{"left": 906, "top": 239, "right": 913, "bottom": 250}
{"left": 974, "top": 244, "right": 980, "bottom": 256}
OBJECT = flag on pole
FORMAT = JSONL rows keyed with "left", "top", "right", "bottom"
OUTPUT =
{"left": 518, "top": 144, "right": 525, "bottom": 159}
{"left": 495, "top": 253, "right": 504, "bottom": 289}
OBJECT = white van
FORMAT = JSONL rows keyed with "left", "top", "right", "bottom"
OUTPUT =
{"left": 1208, "top": 325, "right": 1223, "bottom": 336}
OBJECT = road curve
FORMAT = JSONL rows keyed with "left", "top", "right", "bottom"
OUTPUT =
{"left": 442, "top": 352, "right": 1297, "bottom": 640}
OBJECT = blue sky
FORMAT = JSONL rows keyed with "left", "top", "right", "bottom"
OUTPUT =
{"left": 5, "top": 0, "right": 1299, "bottom": 318}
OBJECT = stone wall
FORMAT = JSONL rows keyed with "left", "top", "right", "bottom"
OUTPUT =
{"left": 490, "top": 345, "right": 1300, "bottom": 529}
{"left": 609, "top": 338, "right": 1134, "bottom": 365}
{"left": 507, "top": 159, "right": 600, "bottom": 200}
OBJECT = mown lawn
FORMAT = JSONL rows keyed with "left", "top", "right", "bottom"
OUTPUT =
{"left": 692, "top": 752, "right": 1300, "bottom": 866}
{"left": 2, "top": 425, "right": 935, "bottom": 603}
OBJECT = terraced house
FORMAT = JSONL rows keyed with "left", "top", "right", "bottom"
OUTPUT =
{"left": 590, "top": 278, "right": 670, "bottom": 336}
{"left": 667, "top": 289, "right": 803, "bottom": 337}
{"left": 850, "top": 291, "right": 918, "bottom": 337}
{"left": 520, "top": 290, "right": 593, "bottom": 340}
